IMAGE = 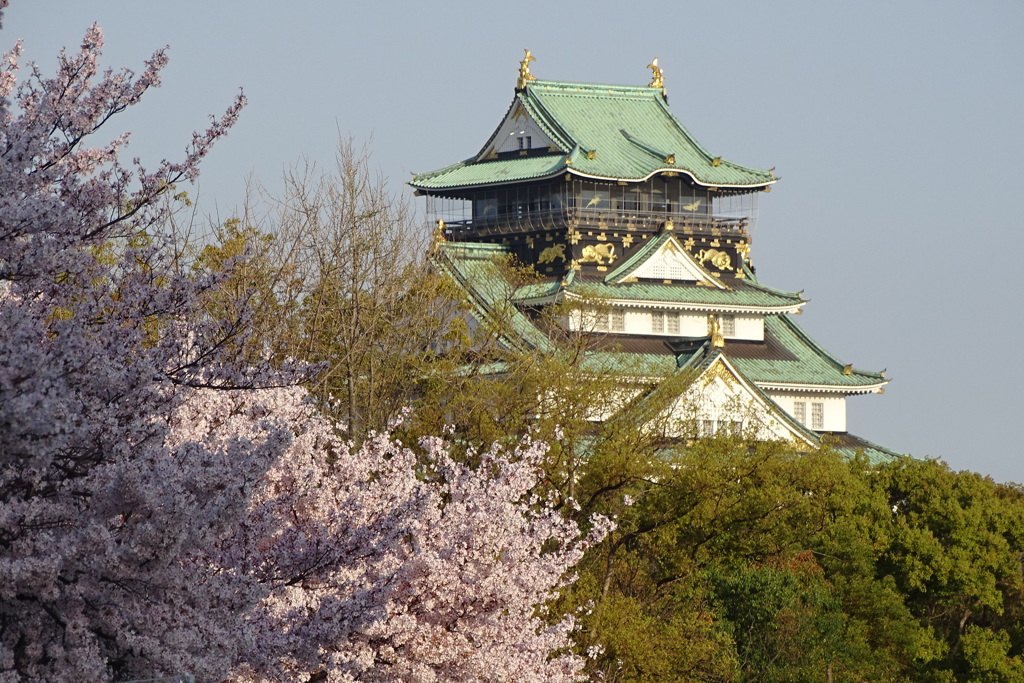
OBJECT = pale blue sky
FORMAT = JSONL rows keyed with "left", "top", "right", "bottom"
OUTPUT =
{"left": 7, "top": 1, "right": 1023, "bottom": 482}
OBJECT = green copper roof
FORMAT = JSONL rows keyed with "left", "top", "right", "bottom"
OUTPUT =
{"left": 411, "top": 79, "right": 776, "bottom": 192}
{"left": 824, "top": 433, "right": 904, "bottom": 466}
{"left": 514, "top": 277, "right": 804, "bottom": 311}
{"left": 731, "top": 315, "right": 886, "bottom": 389}
{"left": 433, "top": 241, "right": 885, "bottom": 391}
{"left": 410, "top": 154, "right": 568, "bottom": 190}
{"left": 432, "top": 242, "right": 554, "bottom": 353}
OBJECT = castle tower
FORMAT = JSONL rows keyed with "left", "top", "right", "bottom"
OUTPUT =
{"left": 411, "top": 54, "right": 897, "bottom": 461}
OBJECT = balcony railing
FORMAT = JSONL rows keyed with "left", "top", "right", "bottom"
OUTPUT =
{"left": 439, "top": 206, "right": 748, "bottom": 238}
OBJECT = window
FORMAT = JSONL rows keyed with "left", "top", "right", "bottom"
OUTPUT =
{"left": 793, "top": 401, "right": 806, "bottom": 425}
{"left": 720, "top": 314, "right": 736, "bottom": 336}
{"left": 718, "top": 420, "right": 743, "bottom": 437}
{"left": 611, "top": 309, "right": 625, "bottom": 331}
{"left": 811, "top": 402, "right": 824, "bottom": 430}
{"left": 582, "top": 189, "right": 608, "bottom": 210}
{"left": 594, "top": 311, "right": 610, "bottom": 331}
{"left": 651, "top": 263, "right": 667, "bottom": 279}
{"left": 651, "top": 311, "right": 665, "bottom": 333}
{"left": 517, "top": 135, "right": 532, "bottom": 150}
{"left": 666, "top": 312, "right": 680, "bottom": 334}
{"left": 620, "top": 186, "right": 641, "bottom": 211}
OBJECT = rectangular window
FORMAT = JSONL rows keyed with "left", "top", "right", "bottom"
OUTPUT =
{"left": 666, "top": 312, "right": 680, "bottom": 334}
{"left": 651, "top": 311, "right": 665, "bottom": 333}
{"left": 611, "top": 309, "right": 625, "bottom": 331}
{"left": 720, "top": 314, "right": 736, "bottom": 336}
{"left": 594, "top": 311, "right": 609, "bottom": 332}
{"left": 793, "top": 401, "right": 806, "bottom": 425}
{"left": 717, "top": 420, "right": 743, "bottom": 437}
{"left": 811, "top": 402, "right": 824, "bottom": 430}
{"left": 582, "top": 190, "right": 608, "bottom": 211}
{"left": 700, "top": 419, "right": 716, "bottom": 437}
{"left": 651, "top": 263, "right": 667, "bottom": 279}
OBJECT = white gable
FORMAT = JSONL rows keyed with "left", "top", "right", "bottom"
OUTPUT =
{"left": 623, "top": 235, "right": 725, "bottom": 289}
{"left": 666, "top": 356, "right": 815, "bottom": 445}
{"left": 476, "top": 101, "right": 558, "bottom": 160}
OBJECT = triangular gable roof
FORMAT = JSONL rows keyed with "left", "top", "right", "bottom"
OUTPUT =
{"left": 677, "top": 348, "right": 820, "bottom": 446}
{"left": 411, "top": 79, "right": 777, "bottom": 192}
{"left": 474, "top": 99, "right": 559, "bottom": 161}
{"left": 603, "top": 231, "right": 725, "bottom": 288}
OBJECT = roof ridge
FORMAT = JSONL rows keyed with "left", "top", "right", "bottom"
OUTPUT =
{"left": 528, "top": 79, "right": 663, "bottom": 95}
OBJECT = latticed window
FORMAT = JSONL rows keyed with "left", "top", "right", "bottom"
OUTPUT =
{"left": 793, "top": 401, "right": 807, "bottom": 425}
{"left": 611, "top": 309, "right": 625, "bottom": 331}
{"left": 651, "top": 263, "right": 667, "bottom": 279}
{"left": 651, "top": 311, "right": 665, "bottom": 333}
{"left": 811, "top": 402, "right": 824, "bottom": 430}
{"left": 666, "top": 312, "right": 680, "bottom": 334}
{"left": 720, "top": 314, "right": 736, "bottom": 336}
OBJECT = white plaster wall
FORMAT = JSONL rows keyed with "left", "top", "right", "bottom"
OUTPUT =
{"left": 632, "top": 248, "right": 708, "bottom": 282}
{"left": 570, "top": 307, "right": 766, "bottom": 342}
{"left": 663, "top": 372, "right": 806, "bottom": 443}
{"left": 492, "top": 112, "right": 554, "bottom": 154}
{"left": 733, "top": 315, "right": 764, "bottom": 341}
{"left": 765, "top": 391, "right": 847, "bottom": 432}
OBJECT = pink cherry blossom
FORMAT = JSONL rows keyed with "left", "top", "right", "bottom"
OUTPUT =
{"left": 0, "top": 7, "right": 606, "bottom": 681}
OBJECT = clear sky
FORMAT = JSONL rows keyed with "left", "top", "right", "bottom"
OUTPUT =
{"left": 7, "top": 1, "right": 1023, "bottom": 483}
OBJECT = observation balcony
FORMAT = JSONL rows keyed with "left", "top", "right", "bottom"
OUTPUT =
{"left": 438, "top": 206, "right": 750, "bottom": 240}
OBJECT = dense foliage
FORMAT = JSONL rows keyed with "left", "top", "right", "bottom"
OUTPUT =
{"left": 0, "top": 10, "right": 604, "bottom": 682}
{"left": 3, "top": 5, "right": 1023, "bottom": 682}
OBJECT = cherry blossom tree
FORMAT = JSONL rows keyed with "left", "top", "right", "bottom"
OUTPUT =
{"left": 179, "top": 389, "right": 608, "bottom": 682}
{"left": 0, "top": 7, "right": 606, "bottom": 681}
{"left": 0, "top": 8, "right": 279, "bottom": 681}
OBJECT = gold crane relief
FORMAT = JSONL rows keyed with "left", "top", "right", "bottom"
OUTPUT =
{"left": 585, "top": 194, "right": 604, "bottom": 208}
{"left": 537, "top": 243, "right": 567, "bottom": 264}
{"left": 697, "top": 248, "right": 733, "bottom": 271}
{"left": 682, "top": 199, "right": 701, "bottom": 212}
{"left": 579, "top": 243, "right": 616, "bottom": 264}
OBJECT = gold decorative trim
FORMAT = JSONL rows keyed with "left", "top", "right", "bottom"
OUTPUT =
{"left": 516, "top": 49, "right": 537, "bottom": 90}
{"left": 708, "top": 314, "right": 725, "bottom": 348}
{"left": 433, "top": 219, "right": 447, "bottom": 244}
{"left": 647, "top": 58, "right": 664, "bottom": 88}
{"left": 579, "top": 243, "right": 616, "bottom": 264}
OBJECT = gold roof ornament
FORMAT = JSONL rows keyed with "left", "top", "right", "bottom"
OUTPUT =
{"left": 433, "top": 219, "right": 447, "bottom": 244}
{"left": 517, "top": 49, "right": 537, "bottom": 90}
{"left": 647, "top": 58, "right": 664, "bottom": 89}
{"left": 708, "top": 314, "right": 725, "bottom": 348}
